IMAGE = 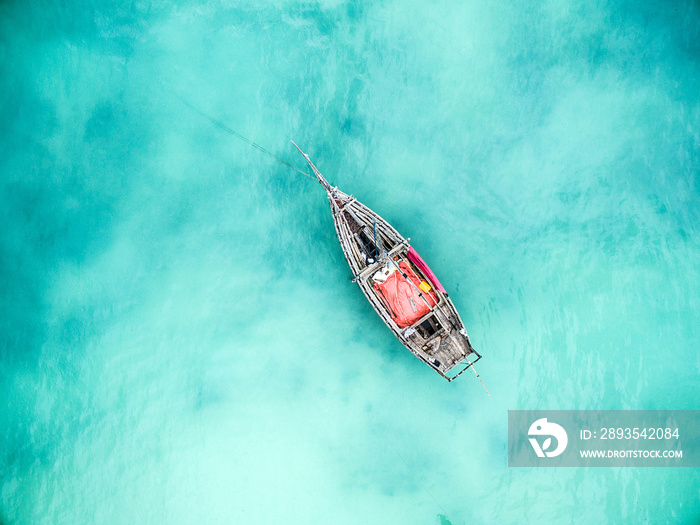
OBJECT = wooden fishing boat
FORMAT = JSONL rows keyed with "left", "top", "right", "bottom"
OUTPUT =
{"left": 293, "top": 142, "right": 486, "bottom": 385}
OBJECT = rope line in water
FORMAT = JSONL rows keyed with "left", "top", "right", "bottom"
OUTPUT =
{"left": 172, "top": 93, "right": 314, "bottom": 179}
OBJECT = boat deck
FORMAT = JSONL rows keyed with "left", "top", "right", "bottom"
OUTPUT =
{"left": 292, "top": 142, "right": 483, "bottom": 383}
{"left": 337, "top": 192, "right": 481, "bottom": 381}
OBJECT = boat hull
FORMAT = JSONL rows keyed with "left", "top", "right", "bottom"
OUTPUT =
{"left": 324, "top": 187, "right": 481, "bottom": 380}
{"left": 291, "top": 142, "right": 481, "bottom": 382}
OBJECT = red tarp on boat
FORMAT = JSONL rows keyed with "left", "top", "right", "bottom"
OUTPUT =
{"left": 373, "top": 261, "right": 438, "bottom": 328}
{"left": 407, "top": 247, "right": 447, "bottom": 295}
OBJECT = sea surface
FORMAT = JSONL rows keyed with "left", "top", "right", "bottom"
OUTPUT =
{"left": 1, "top": 1, "right": 699, "bottom": 523}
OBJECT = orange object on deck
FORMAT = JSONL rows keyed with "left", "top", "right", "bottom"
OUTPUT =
{"left": 373, "top": 261, "right": 438, "bottom": 328}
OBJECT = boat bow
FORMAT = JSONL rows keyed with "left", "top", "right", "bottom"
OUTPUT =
{"left": 291, "top": 141, "right": 333, "bottom": 193}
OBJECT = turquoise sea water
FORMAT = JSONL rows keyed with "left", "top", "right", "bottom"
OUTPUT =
{"left": 1, "top": 0, "right": 699, "bottom": 523}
